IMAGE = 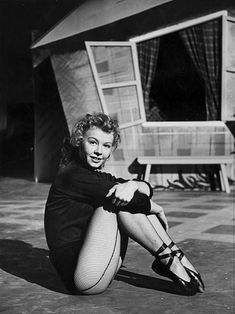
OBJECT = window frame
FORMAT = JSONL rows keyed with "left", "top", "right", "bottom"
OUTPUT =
{"left": 130, "top": 10, "right": 229, "bottom": 124}
{"left": 221, "top": 15, "right": 235, "bottom": 121}
{"left": 85, "top": 41, "right": 146, "bottom": 129}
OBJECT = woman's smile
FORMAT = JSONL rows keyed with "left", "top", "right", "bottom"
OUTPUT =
{"left": 90, "top": 155, "right": 103, "bottom": 164}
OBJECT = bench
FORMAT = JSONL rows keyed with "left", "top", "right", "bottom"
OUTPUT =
{"left": 137, "top": 155, "right": 234, "bottom": 193}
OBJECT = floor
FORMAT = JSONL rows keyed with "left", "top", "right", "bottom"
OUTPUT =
{"left": 0, "top": 176, "right": 234, "bottom": 314}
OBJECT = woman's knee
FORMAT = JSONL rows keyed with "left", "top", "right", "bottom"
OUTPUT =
{"left": 118, "top": 211, "right": 147, "bottom": 228}
{"left": 73, "top": 222, "right": 122, "bottom": 294}
{"left": 74, "top": 256, "right": 119, "bottom": 294}
{"left": 74, "top": 273, "right": 112, "bottom": 294}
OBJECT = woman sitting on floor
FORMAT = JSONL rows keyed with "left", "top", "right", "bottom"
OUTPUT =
{"left": 44, "top": 112, "right": 204, "bottom": 295}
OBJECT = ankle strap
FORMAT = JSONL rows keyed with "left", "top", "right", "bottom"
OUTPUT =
{"left": 155, "top": 243, "right": 167, "bottom": 256}
{"left": 168, "top": 242, "right": 184, "bottom": 260}
{"left": 168, "top": 241, "right": 175, "bottom": 249}
{"left": 157, "top": 252, "right": 173, "bottom": 260}
{"left": 155, "top": 251, "right": 174, "bottom": 269}
{"left": 173, "top": 249, "right": 184, "bottom": 260}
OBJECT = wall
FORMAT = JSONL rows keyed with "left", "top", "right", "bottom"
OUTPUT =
{"left": 34, "top": 58, "right": 69, "bottom": 182}
{"left": 32, "top": 0, "right": 235, "bottom": 184}
{"left": 51, "top": 49, "right": 101, "bottom": 132}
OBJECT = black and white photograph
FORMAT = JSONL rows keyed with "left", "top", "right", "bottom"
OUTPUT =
{"left": 0, "top": 0, "right": 234, "bottom": 313}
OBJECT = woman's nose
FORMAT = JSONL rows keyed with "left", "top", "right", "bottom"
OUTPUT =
{"left": 94, "top": 145, "right": 102, "bottom": 155}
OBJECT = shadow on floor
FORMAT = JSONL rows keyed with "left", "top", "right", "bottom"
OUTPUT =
{"left": 0, "top": 239, "right": 70, "bottom": 294}
{"left": 115, "top": 268, "right": 188, "bottom": 296}
{"left": 0, "top": 239, "right": 192, "bottom": 297}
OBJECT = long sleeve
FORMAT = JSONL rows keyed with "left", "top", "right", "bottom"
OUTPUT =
{"left": 56, "top": 162, "right": 151, "bottom": 214}
{"left": 45, "top": 161, "right": 152, "bottom": 249}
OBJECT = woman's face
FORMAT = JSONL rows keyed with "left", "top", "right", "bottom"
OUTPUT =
{"left": 82, "top": 126, "right": 114, "bottom": 169}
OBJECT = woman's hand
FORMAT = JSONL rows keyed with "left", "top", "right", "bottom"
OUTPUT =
{"left": 106, "top": 181, "right": 138, "bottom": 207}
{"left": 150, "top": 200, "right": 169, "bottom": 232}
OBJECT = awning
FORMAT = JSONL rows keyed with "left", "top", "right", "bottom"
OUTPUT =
{"left": 31, "top": 0, "right": 172, "bottom": 48}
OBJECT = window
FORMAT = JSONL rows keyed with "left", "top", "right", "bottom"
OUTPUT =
{"left": 131, "top": 10, "right": 234, "bottom": 122}
{"left": 87, "top": 11, "right": 235, "bottom": 124}
{"left": 86, "top": 42, "right": 146, "bottom": 128}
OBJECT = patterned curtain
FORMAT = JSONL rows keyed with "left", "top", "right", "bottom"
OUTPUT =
{"left": 179, "top": 19, "right": 221, "bottom": 120}
{"left": 137, "top": 38, "right": 160, "bottom": 113}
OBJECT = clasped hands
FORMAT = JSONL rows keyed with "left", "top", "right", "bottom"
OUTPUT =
{"left": 106, "top": 181, "right": 138, "bottom": 207}
{"left": 106, "top": 181, "right": 168, "bottom": 231}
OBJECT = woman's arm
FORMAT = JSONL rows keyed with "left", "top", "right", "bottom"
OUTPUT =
{"left": 59, "top": 163, "right": 152, "bottom": 214}
{"left": 149, "top": 200, "right": 169, "bottom": 232}
{"left": 106, "top": 179, "right": 152, "bottom": 207}
{"left": 105, "top": 181, "right": 168, "bottom": 231}
{"left": 114, "top": 177, "right": 152, "bottom": 198}
{"left": 106, "top": 181, "right": 139, "bottom": 206}
{"left": 133, "top": 180, "right": 152, "bottom": 198}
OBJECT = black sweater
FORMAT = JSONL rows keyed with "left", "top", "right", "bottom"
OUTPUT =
{"left": 44, "top": 160, "right": 152, "bottom": 249}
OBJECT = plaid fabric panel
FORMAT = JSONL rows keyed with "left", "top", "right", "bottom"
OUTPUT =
{"left": 179, "top": 19, "right": 221, "bottom": 120}
{"left": 137, "top": 38, "right": 160, "bottom": 112}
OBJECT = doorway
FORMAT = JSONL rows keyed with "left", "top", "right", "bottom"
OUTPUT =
{"left": 2, "top": 102, "right": 34, "bottom": 178}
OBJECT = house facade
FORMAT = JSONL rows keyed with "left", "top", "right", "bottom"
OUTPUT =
{"left": 32, "top": 0, "right": 235, "bottom": 190}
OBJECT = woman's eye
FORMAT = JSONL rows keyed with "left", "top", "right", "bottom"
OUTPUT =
{"left": 89, "top": 140, "right": 96, "bottom": 145}
{"left": 104, "top": 144, "right": 111, "bottom": 149}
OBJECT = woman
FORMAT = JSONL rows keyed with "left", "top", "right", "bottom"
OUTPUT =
{"left": 44, "top": 112, "right": 204, "bottom": 295}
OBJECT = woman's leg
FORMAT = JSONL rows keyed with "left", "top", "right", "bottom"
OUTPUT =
{"left": 74, "top": 207, "right": 194, "bottom": 295}
{"left": 147, "top": 214, "right": 197, "bottom": 272}
{"left": 117, "top": 211, "right": 191, "bottom": 282}
{"left": 147, "top": 213, "right": 204, "bottom": 292}
{"left": 74, "top": 207, "right": 127, "bottom": 294}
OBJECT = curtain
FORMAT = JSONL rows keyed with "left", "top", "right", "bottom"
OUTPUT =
{"left": 179, "top": 19, "right": 221, "bottom": 120}
{"left": 137, "top": 38, "right": 160, "bottom": 113}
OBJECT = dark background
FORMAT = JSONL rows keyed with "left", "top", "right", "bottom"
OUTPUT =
{"left": 0, "top": 0, "right": 80, "bottom": 178}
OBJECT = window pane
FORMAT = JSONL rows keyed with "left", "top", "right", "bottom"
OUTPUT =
{"left": 225, "top": 71, "right": 235, "bottom": 119}
{"left": 227, "top": 20, "right": 235, "bottom": 68}
{"left": 91, "top": 46, "right": 135, "bottom": 84}
{"left": 103, "top": 86, "right": 141, "bottom": 125}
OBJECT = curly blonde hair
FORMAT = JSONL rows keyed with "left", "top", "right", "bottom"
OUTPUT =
{"left": 60, "top": 112, "right": 121, "bottom": 167}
